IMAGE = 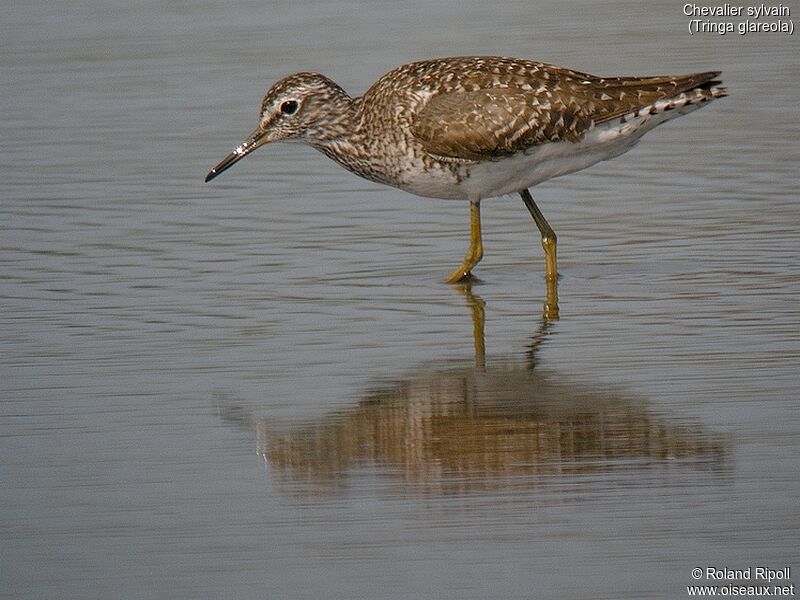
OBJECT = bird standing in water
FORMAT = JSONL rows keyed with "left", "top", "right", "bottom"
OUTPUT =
{"left": 206, "top": 56, "right": 726, "bottom": 318}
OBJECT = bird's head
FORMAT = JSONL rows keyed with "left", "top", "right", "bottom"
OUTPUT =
{"left": 205, "top": 72, "right": 353, "bottom": 182}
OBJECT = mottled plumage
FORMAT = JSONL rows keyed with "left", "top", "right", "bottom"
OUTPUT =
{"left": 206, "top": 56, "right": 726, "bottom": 315}
{"left": 405, "top": 58, "right": 720, "bottom": 159}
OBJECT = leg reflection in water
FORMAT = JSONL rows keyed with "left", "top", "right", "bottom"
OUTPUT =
{"left": 231, "top": 285, "right": 728, "bottom": 493}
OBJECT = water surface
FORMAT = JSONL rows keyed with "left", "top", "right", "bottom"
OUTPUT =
{"left": 2, "top": 1, "right": 798, "bottom": 598}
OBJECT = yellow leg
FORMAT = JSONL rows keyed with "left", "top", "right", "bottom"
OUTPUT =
{"left": 520, "top": 189, "right": 557, "bottom": 282}
{"left": 520, "top": 189, "right": 559, "bottom": 319}
{"left": 446, "top": 199, "right": 484, "bottom": 283}
{"left": 543, "top": 276, "right": 559, "bottom": 321}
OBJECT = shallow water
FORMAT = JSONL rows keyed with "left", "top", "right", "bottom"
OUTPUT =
{"left": 3, "top": 0, "right": 799, "bottom": 598}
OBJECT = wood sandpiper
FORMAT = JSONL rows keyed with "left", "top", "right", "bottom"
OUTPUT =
{"left": 206, "top": 56, "right": 726, "bottom": 318}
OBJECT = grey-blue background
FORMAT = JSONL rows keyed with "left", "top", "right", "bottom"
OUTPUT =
{"left": 3, "top": 1, "right": 798, "bottom": 598}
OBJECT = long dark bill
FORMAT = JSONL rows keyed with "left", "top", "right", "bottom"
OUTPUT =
{"left": 205, "top": 129, "right": 267, "bottom": 182}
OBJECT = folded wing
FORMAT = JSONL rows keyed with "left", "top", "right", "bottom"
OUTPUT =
{"left": 410, "top": 66, "right": 722, "bottom": 161}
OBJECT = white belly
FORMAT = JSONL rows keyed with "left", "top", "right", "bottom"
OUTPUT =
{"left": 396, "top": 99, "right": 704, "bottom": 201}
{"left": 464, "top": 118, "right": 652, "bottom": 199}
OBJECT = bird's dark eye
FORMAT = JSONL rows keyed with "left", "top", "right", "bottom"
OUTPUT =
{"left": 280, "top": 100, "right": 298, "bottom": 115}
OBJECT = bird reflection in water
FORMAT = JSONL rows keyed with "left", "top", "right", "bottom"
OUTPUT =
{"left": 251, "top": 284, "right": 726, "bottom": 493}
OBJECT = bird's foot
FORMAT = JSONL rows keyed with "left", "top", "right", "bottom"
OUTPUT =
{"left": 445, "top": 268, "right": 475, "bottom": 284}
